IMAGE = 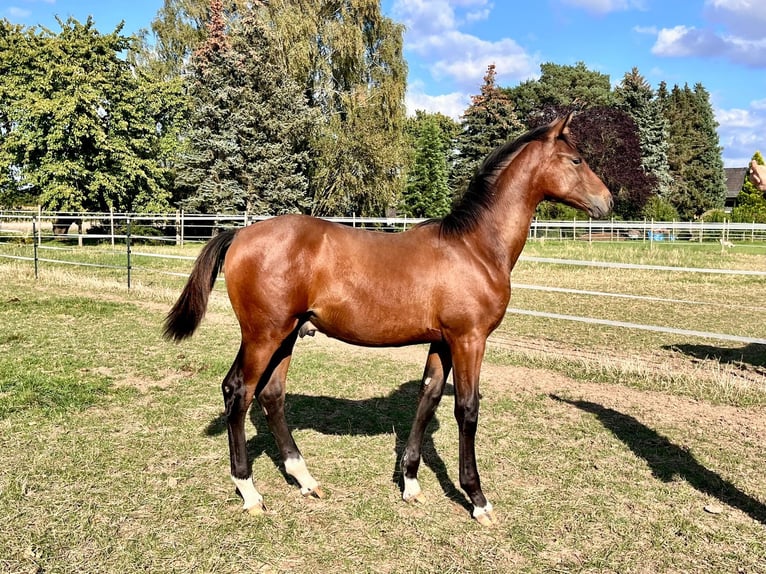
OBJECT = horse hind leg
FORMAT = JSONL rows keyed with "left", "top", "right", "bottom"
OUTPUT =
{"left": 222, "top": 348, "right": 265, "bottom": 515}
{"left": 255, "top": 334, "right": 324, "bottom": 499}
{"left": 401, "top": 342, "right": 451, "bottom": 503}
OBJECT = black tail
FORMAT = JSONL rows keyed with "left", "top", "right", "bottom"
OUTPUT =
{"left": 163, "top": 229, "right": 238, "bottom": 341}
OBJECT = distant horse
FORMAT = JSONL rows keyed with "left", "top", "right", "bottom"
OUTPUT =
{"left": 164, "top": 114, "right": 612, "bottom": 525}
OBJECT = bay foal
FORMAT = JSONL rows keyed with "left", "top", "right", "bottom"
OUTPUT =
{"left": 164, "top": 114, "right": 612, "bottom": 525}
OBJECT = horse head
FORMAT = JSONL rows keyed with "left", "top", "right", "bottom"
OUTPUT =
{"left": 534, "top": 113, "right": 613, "bottom": 219}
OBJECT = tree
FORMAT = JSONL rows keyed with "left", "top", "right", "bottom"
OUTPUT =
{"left": 659, "top": 83, "right": 726, "bottom": 219}
{"left": 261, "top": 0, "right": 408, "bottom": 216}
{"left": 506, "top": 61, "right": 615, "bottom": 124}
{"left": 176, "top": 0, "right": 316, "bottom": 214}
{"left": 614, "top": 68, "right": 673, "bottom": 200}
{"left": 401, "top": 113, "right": 452, "bottom": 218}
{"left": 732, "top": 151, "right": 766, "bottom": 223}
{"left": 452, "top": 64, "right": 524, "bottom": 195}
{"left": 0, "top": 18, "right": 172, "bottom": 212}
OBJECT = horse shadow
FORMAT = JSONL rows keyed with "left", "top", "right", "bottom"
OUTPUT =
{"left": 663, "top": 343, "right": 766, "bottom": 369}
{"left": 205, "top": 380, "right": 471, "bottom": 511}
{"left": 551, "top": 394, "right": 766, "bottom": 525}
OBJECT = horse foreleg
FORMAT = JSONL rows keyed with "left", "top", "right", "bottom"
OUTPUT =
{"left": 451, "top": 336, "right": 496, "bottom": 526}
{"left": 401, "top": 342, "right": 451, "bottom": 503}
{"left": 257, "top": 338, "right": 324, "bottom": 500}
{"left": 222, "top": 348, "right": 264, "bottom": 515}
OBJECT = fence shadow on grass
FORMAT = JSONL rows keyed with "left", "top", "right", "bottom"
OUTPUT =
{"left": 205, "top": 380, "right": 470, "bottom": 512}
{"left": 551, "top": 394, "right": 766, "bottom": 525}
{"left": 663, "top": 343, "right": 766, "bottom": 369}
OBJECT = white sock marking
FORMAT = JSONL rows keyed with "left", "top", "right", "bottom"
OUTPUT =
{"left": 284, "top": 456, "right": 319, "bottom": 495}
{"left": 231, "top": 475, "right": 263, "bottom": 510}
{"left": 402, "top": 476, "right": 422, "bottom": 501}
{"left": 472, "top": 501, "right": 494, "bottom": 519}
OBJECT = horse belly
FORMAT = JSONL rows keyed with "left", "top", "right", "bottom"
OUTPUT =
{"left": 309, "top": 291, "right": 441, "bottom": 347}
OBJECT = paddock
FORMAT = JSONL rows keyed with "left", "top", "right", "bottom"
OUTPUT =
{"left": 0, "top": 227, "right": 764, "bottom": 573}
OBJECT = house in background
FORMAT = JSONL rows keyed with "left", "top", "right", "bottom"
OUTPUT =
{"left": 724, "top": 166, "right": 747, "bottom": 211}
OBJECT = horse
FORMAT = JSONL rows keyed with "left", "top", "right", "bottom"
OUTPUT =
{"left": 164, "top": 113, "right": 612, "bottom": 526}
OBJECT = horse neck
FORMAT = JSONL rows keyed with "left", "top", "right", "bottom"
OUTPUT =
{"left": 469, "top": 161, "right": 542, "bottom": 274}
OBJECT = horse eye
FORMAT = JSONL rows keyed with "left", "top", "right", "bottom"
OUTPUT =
{"left": 572, "top": 157, "right": 582, "bottom": 165}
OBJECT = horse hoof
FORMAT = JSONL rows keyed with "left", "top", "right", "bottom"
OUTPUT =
{"left": 246, "top": 503, "right": 266, "bottom": 517}
{"left": 474, "top": 510, "right": 497, "bottom": 527}
{"left": 304, "top": 485, "right": 325, "bottom": 499}
{"left": 404, "top": 491, "right": 425, "bottom": 504}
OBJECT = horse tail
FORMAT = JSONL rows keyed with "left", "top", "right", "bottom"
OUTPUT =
{"left": 163, "top": 229, "right": 238, "bottom": 341}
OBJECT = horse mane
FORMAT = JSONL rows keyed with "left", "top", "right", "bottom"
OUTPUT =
{"left": 435, "top": 122, "right": 571, "bottom": 237}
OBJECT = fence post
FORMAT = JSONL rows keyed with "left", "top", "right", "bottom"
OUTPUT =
{"left": 32, "top": 217, "right": 39, "bottom": 280}
{"left": 110, "top": 209, "right": 115, "bottom": 248}
{"left": 699, "top": 220, "right": 703, "bottom": 243}
{"left": 181, "top": 210, "right": 185, "bottom": 246}
{"left": 126, "top": 218, "right": 132, "bottom": 289}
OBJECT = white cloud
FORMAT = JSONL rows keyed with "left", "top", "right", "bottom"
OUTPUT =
{"left": 648, "top": 2, "right": 766, "bottom": 68}
{"left": 705, "top": 0, "right": 766, "bottom": 40}
{"left": 406, "top": 90, "right": 470, "bottom": 119}
{"left": 393, "top": 0, "right": 539, "bottom": 95}
{"left": 6, "top": 6, "right": 32, "bottom": 18}
{"left": 716, "top": 104, "right": 766, "bottom": 166}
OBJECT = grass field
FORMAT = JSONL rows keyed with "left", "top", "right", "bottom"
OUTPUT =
{"left": 0, "top": 240, "right": 765, "bottom": 573}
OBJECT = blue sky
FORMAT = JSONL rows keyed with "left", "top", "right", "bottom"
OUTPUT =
{"left": 3, "top": 0, "right": 766, "bottom": 167}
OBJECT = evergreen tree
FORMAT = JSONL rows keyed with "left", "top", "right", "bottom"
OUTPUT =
{"left": 401, "top": 114, "right": 451, "bottom": 218}
{"left": 506, "top": 61, "right": 615, "bottom": 124}
{"left": 732, "top": 151, "right": 766, "bottom": 223}
{"left": 614, "top": 68, "right": 673, "bottom": 200}
{"left": 660, "top": 83, "right": 726, "bottom": 219}
{"left": 452, "top": 64, "right": 524, "bottom": 195}
{"left": 176, "top": 0, "right": 315, "bottom": 214}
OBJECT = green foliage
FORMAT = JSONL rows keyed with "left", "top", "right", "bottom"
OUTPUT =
{"left": 263, "top": 0, "right": 408, "bottom": 216}
{"left": 0, "top": 18, "right": 172, "bottom": 212}
{"left": 452, "top": 64, "right": 524, "bottom": 195}
{"left": 614, "top": 68, "right": 672, "bottom": 199}
{"left": 176, "top": 1, "right": 316, "bottom": 214}
{"left": 659, "top": 83, "right": 726, "bottom": 219}
{"left": 731, "top": 151, "right": 766, "bottom": 223}
{"left": 401, "top": 113, "right": 451, "bottom": 218}
{"left": 506, "top": 61, "right": 615, "bottom": 121}
{"left": 701, "top": 209, "right": 728, "bottom": 223}
{"left": 642, "top": 195, "right": 679, "bottom": 221}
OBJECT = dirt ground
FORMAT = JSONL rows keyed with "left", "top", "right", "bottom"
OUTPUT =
{"left": 299, "top": 333, "right": 766, "bottom": 446}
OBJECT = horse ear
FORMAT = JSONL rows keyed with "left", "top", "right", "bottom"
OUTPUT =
{"left": 558, "top": 112, "right": 575, "bottom": 137}
{"left": 547, "top": 112, "right": 575, "bottom": 140}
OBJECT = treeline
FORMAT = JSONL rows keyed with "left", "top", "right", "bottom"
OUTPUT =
{"left": 1, "top": 0, "right": 763, "bottom": 222}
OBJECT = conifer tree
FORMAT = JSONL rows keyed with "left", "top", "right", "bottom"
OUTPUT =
{"left": 401, "top": 114, "right": 451, "bottom": 218}
{"left": 452, "top": 64, "right": 524, "bottom": 195}
{"left": 614, "top": 68, "right": 673, "bottom": 200}
{"left": 660, "top": 83, "right": 726, "bottom": 219}
{"left": 176, "top": 0, "right": 315, "bottom": 214}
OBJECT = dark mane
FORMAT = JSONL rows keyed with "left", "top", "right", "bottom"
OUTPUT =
{"left": 436, "top": 123, "right": 566, "bottom": 237}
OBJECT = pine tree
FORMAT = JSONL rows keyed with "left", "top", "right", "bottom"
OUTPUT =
{"left": 732, "top": 151, "right": 766, "bottom": 223}
{"left": 452, "top": 64, "right": 524, "bottom": 195}
{"left": 661, "top": 83, "right": 726, "bottom": 219}
{"left": 401, "top": 114, "right": 451, "bottom": 218}
{"left": 614, "top": 68, "right": 673, "bottom": 200}
{"left": 176, "top": 0, "right": 315, "bottom": 214}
